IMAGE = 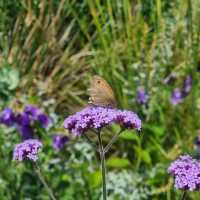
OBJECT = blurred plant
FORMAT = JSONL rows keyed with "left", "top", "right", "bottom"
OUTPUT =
{"left": 170, "top": 88, "right": 184, "bottom": 105}
{"left": 170, "top": 75, "right": 192, "bottom": 106}
{"left": 105, "top": 170, "right": 150, "bottom": 200}
{"left": 136, "top": 87, "right": 149, "bottom": 105}
{"left": 0, "top": 105, "right": 50, "bottom": 140}
{"left": 0, "top": 65, "right": 19, "bottom": 104}
{"left": 52, "top": 134, "right": 68, "bottom": 151}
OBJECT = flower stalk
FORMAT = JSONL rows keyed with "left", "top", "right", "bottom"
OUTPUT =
{"left": 104, "top": 129, "right": 124, "bottom": 153}
{"left": 34, "top": 163, "right": 57, "bottom": 200}
{"left": 97, "top": 131, "right": 107, "bottom": 200}
{"left": 180, "top": 191, "right": 187, "bottom": 200}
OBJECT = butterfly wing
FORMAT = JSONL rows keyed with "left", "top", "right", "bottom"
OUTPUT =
{"left": 88, "top": 75, "right": 117, "bottom": 107}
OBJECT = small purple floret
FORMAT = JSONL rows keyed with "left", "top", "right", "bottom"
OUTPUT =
{"left": 13, "top": 139, "right": 42, "bottom": 162}
{"left": 37, "top": 113, "right": 50, "bottom": 128}
{"left": 136, "top": 88, "right": 149, "bottom": 105}
{"left": 168, "top": 155, "right": 200, "bottom": 191}
{"left": 25, "top": 105, "right": 51, "bottom": 127}
{"left": 15, "top": 113, "right": 31, "bottom": 126}
{"left": 53, "top": 134, "right": 68, "bottom": 151}
{"left": 0, "top": 108, "right": 15, "bottom": 126}
{"left": 24, "top": 105, "right": 40, "bottom": 120}
{"left": 64, "top": 106, "right": 141, "bottom": 135}
{"left": 170, "top": 88, "right": 184, "bottom": 105}
{"left": 183, "top": 75, "right": 192, "bottom": 94}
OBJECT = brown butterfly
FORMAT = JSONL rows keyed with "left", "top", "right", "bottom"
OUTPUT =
{"left": 88, "top": 75, "right": 117, "bottom": 108}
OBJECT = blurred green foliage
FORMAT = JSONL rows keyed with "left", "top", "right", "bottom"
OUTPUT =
{"left": 0, "top": 0, "right": 200, "bottom": 199}
{"left": 0, "top": 64, "right": 19, "bottom": 103}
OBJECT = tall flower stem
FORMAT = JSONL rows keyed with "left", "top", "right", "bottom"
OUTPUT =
{"left": 97, "top": 131, "right": 107, "bottom": 200}
{"left": 34, "top": 163, "right": 57, "bottom": 200}
{"left": 180, "top": 191, "right": 187, "bottom": 200}
{"left": 104, "top": 129, "right": 124, "bottom": 153}
{"left": 83, "top": 133, "right": 98, "bottom": 151}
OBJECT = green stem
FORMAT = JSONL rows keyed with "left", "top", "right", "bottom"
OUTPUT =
{"left": 34, "top": 163, "right": 57, "bottom": 200}
{"left": 83, "top": 133, "right": 98, "bottom": 151}
{"left": 104, "top": 129, "right": 124, "bottom": 153}
{"left": 180, "top": 191, "right": 187, "bottom": 200}
{"left": 97, "top": 132, "right": 107, "bottom": 200}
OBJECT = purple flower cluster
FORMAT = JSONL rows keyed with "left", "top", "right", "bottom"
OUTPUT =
{"left": 136, "top": 88, "right": 149, "bottom": 105}
{"left": 168, "top": 155, "right": 200, "bottom": 191}
{"left": 0, "top": 105, "right": 50, "bottom": 140}
{"left": 13, "top": 139, "right": 42, "bottom": 162}
{"left": 64, "top": 106, "right": 141, "bottom": 135}
{"left": 170, "top": 75, "right": 192, "bottom": 105}
{"left": 53, "top": 134, "right": 69, "bottom": 151}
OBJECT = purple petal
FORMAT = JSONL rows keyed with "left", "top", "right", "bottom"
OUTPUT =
{"left": 52, "top": 134, "right": 68, "bottom": 151}
{"left": 0, "top": 108, "right": 15, "bottom": 126}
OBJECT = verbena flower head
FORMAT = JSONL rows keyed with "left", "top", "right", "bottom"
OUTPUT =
{"left": 64, "top": 106, "right": 141, "bottom": 135}
{"left": 136, "top": 88, "right": 148, "bottom": 105}
{"left": 53, "top": 134, "right": 69, "bottom": 151}
{"left": 168, "top": 155, "right": 200, "bottom": 191}
{"left": 13, "top": 139, "right": 42, "bottom": 162}
{"left": 170, "top": 88, "right": 184, "bottom": 105}
{"left": 0, "top": 108, "right": 15, "bottom": 126}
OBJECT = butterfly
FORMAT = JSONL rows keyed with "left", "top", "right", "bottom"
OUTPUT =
{"left": 88, "top": 75, "right": 117, "bottom": 108}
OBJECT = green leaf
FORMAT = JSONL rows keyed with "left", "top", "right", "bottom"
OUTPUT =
{"left": 119, "top": 130, "right": 140, "bottom": 143}
{"left": 89, "top": 170, "right": 102, "bottom": 188}
{"left": 144, "top": 124, "right": 165, "bottom": 136}
{"left": 141, "top": 151, "right": 151, "bottom": 164}
{"left": 111, "top": 124, "right": 121, "bottom": 133}
{"left": 134, "top": 146, "right": 151, "bottom": 165}
{"left": 8, "top": 69, "right": 19, "bottom": 90}
{"left": 61, "top": 174, "right": 71, "bottom": 182}
{"left": 107, "top": 157, "right": 130, "bottom": 168}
